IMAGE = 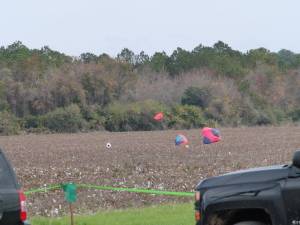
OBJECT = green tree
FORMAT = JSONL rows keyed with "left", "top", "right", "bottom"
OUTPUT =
{"left": 166, "top": 48, "right": 195, "bottom": 75}
{"left": 80, "top": 52, "right": 98, "bottom": 63}
{"left": 150, "top": 52, "right": 168, "bottom": 72}
{"left": 277, "top": 49, "right": 299, "bottom": 70}
{"left": 117, "top": 48, "right": 135, "bottom": 65}
{"left": 136, "top": 51, "right": 150, "bottom": 66}
{"left": 246, "top": 48, "right": 277, "bottom": 67}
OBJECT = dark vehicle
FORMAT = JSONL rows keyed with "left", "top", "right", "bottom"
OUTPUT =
{"left": 194, "top": 150, "right": 300, "bottom": 225}
{"left": 0, "top": 149, "right": 29, "bottom": 225}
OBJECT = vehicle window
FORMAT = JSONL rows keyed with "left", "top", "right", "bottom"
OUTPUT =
{"left": 0, "top": 154, "right": 16, "bottom": 188}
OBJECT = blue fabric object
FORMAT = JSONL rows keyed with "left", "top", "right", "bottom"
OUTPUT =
{"left": 175, "top": 135, "right": 183, "bottom": 145}
{"left": 203, "top": 137, "right": 212, "bottom": 144}
{"left": 211, "top": 128, "right": 220, "bottom": 137}
{"left": 175, "top": 134, "right": 188, "bottom": 146}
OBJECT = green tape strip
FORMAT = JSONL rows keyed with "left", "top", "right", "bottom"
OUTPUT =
{"left": 25, "top": 184, "right": 61, "bottom": 195}
{"left": 24, "top": 184, "right": 194, "bottom": 197}
{"left": 78, "top": 184, "right": 194, "bottom": 197}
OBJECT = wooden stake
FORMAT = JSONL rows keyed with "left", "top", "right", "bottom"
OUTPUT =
{"left": 69, "top": 203, "right": 74, "bottom": 225}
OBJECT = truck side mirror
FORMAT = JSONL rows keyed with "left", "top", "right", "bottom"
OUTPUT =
{"left": 293, "top": 151, "right": 300, "bottom": 168}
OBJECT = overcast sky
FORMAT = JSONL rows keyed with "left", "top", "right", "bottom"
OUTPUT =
{"left": 1, "top": 0, "right": 299, "bottom": 56}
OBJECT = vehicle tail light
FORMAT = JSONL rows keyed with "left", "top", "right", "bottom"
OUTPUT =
{"left": 195, "top": 191, "right": 201, "bottom": 221}
{"left": 18, "top": 190, "right": 27, "bottom": 222}
{"left": 195, "top": 211, "right": 201, "bottom": 221}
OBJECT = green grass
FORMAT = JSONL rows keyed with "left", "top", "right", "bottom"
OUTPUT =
{"left": 31, "top": 202, "right": 195, "bottom": 225}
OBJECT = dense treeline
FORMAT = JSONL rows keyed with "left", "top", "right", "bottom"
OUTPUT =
{"left": 0, "top": 41, "right": 300, "bottom": 134}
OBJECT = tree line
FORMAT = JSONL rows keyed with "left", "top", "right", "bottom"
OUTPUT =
{"left": 0, "top": 41, "right": 300, "bottom": 134}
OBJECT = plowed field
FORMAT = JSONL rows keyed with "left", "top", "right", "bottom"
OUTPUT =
{"left": 1, "top": 126, "right": 299, "bottom": 216}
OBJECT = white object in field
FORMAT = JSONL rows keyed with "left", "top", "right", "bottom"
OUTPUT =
{"left": 106, "top": 142, "right": 112, "bottom": 149}
{"left": 185, "top": 145, "right": 189, "bottom": 148}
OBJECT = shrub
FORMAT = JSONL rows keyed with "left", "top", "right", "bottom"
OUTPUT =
{"left": 181, "top": 86, "right": 212, "bottom": 109}
{"left": 104, "top": 100, "right": 169, "bottom": 131}
{"left": 22, "top": 115, "right": 49, "bottom": 133}
{"left": 254, "top": 112, "right": 273, "bottom": 126}
{"left": 0, "top": 111, "right": 20, "bottom": 135}
{"left": 43, "top": 104, "right": 85, "bottom": 132}
{"left": 238, "top": 102, "right": 279, "bottom": 126}
{"left": 169, "top": 105, "right": 206, "bottom": 129}
{"left": 23, "top": 115, "right": 43, "bottom": 129}
{"left": 288, "top": 108, "right": 300, "bottom": 122}
{"left": 248, "top": 108, "right": 280, "bottom": 126}
{"left": 105, "top": 101, "right": 207, "bottom": 131}
{"left": 81, "top": 105, "right": 105, "bottom": 130}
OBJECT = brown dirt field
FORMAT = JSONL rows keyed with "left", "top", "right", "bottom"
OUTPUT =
{"left": 0, "top": 126, "right": 300, "bottom": 217}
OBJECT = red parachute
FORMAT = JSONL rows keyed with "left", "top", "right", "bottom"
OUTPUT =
{"left": 201, "top": 127, "right": 221, "bottom": 144}
{"left": 153, "top": 112, "right": 164, "bottom": 121}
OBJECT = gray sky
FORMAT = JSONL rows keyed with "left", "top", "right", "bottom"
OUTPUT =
{"left": 1, "top": 0, "right": 299, "bottom": 56}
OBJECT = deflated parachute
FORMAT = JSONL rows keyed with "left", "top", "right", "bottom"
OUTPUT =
{"left": 153, "top": 112, "right": 164, "bottom": 121}
{"left": 201, "top": 127, "right": 221, "bottom": 144}
{"left": 175, "top": 134, "right": 189, "bottom": 148}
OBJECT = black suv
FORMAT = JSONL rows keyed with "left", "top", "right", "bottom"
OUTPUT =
{"left": 195, "top": 150, "right": 300, "bottom": 225}
{"left": 0, "top": 149, "right": 29, "bottom": 225}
